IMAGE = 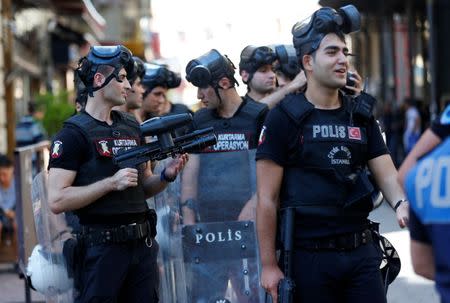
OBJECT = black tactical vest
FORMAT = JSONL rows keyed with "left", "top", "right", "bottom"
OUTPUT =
{"left": 64, "top": 111, "right": 148, "bottom": 219}
{"left": 279, "top": 93, "right": 374, "bottom": 216}
{"left": 194, "top": 98, "right": 268, "bottom": 152}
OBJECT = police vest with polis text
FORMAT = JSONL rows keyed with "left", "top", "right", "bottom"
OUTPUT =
{"left": 279, "top": 92, "right": 375, "bottom": 215}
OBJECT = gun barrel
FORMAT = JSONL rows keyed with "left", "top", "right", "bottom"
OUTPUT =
{"left": 113, "top": 143, "right": 159, "bottom": 164}
{"left": 181, "top": 134, "right": 217, "bottom": 153}
{"left": 173, "top": 127, "right": 214, "bottom": 144}
{"left": 140, "top": 113, "right": 193, "bottom": 136}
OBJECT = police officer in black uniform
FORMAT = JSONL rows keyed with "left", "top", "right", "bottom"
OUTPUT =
{"left": 139, "top": 64, "right": 183, "bottom": 120}
{"left": 47, "top": 45, "right": 187, "bottom": 303}
{"left": 181, "top": 49, "right": 268, "bottom": 302}
{"left": 182, "top": 49, "right": 268, "bottom": 224}
{"left": 239, "top": 46, "right": 277, "bottom": 101}
{"left": 239, "top": 44, "right": 307, "bottom": 110}
{"left": 256, "top": 5, "right": 409, "bottom": 303}
{"left": 114, "top": 56, "right": 146, "bottom": 120}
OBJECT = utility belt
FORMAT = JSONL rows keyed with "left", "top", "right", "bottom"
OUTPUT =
{"left": 77, "top": 211, "right": 157, "bottom": 247}
{"left": 297, "top": 229, "right": 373, "bottom": 251}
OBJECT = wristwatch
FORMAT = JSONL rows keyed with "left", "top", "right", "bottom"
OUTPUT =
{"left": 394, "top": 199, "right": 408, "bottom": 211}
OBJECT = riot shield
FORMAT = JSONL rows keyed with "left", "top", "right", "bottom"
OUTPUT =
{"left": 28, "top": 171, "right": 75, "bottom": 302}
{"left": 152, "top": 159, "right": 188, "bottom": 303}
{"left": 180, "top": 149, "right": 264, "bottom": 303}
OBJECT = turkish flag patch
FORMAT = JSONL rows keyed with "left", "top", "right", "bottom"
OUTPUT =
{"left": 348, "top": 126, "right": 362, "bottom": 140}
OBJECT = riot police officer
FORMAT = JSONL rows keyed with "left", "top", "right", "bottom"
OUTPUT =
{"left": 256, "top": 5, "right": 409, "bottom": 303}
{"left": 183, "top": 49, "right": 268, "bottom": 224}
{"left": 47, "top": 45, "right": 187, "bottom": 303}
{"left": 139, "top": 63, "right": 183, "bottom": 121}
{"left": 114, "top": 56, "right": 146, "bottom": 121}
{"left": 181, "top": 49, "right": 268, "bottom": 302}
{"left": 239, "top": 45, "right": 277, "bottom": 102}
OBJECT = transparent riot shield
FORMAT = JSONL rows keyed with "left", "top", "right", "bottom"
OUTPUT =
{"left": 28, "top": 171, "right": 75, "bottom": 302}
{"left": 152, "top": 159, "right": 188, "bottom": 303}
{"left": 180, "top": 149, "right": 264, "bottom": 303}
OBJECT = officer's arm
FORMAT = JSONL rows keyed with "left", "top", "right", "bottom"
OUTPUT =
{"left": 48, "top": 167, "right": 136, "bottom": 214}
{"left": 259, "top": 71, "right": 306, "bottom": 109}
{"left": 257, "top": 159, "right": 285, "bottom": 298}
{"left": 411, "top": 239, "right": 435, "bottom": 280}
{"left": 140, "top": 154, "right": 189, "bottom": 198}
{"left": 180, "top": 154, "right": 200, "bottom": 225}
{"left": 368, "top": 154, "right": 409, "bottom": 227}
{"left": 398, "top": 129, "right": 441, "bottom": 186}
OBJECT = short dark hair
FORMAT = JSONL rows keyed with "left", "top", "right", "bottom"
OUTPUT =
{"left": 28, "top": 101, "right": 37, "bottom": 115}
{"left": 0, "top": 154, "right": 13, "bottom": 168}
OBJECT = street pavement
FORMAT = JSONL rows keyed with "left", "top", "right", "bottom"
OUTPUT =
{"left": 369, "top": 202, "right": 440, "bottom": 303}
{"left": 0, "top": 203, "right": 441, "bottom": 303}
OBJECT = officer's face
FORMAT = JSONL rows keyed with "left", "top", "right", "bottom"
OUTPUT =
{"left": 197, "top": 85, "right": 219, "bottom": 109}
{"left": 126, "top": 77, "right": 145, "bottom": 110}
{"left": 103, "top": 68, "right": 131, "bottom": 106}
{"left": 0, "top": 166, "right": 13, "bottom": 188}
{"left": 276, "top": 71, "right": 291, "bottom": 88}
{"left": 142, "top": 86, "right": 167, "bottom": 115}
{"left": 307, "top": 33, "right": 349, "bottom": 89}
{"left": 249, "top": 64, "right": 276, "bottom": 94}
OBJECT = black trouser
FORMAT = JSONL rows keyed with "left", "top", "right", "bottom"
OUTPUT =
{"left": 292, "top": 241, "right": 386, "bottom": 303}
{"left": 75, "top": 238, "right": 159, "bottom": 303}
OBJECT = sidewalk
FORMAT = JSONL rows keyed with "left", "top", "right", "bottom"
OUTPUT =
{"left": 369, "top": 203, "right": 440, "bottom": 303}
{"left": 0, "top": 263, "right": 44, "bottom": 303}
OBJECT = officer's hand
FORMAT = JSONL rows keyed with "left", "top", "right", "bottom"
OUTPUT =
{"left": 286, "top": 70, "right": 306, "bottom": 93}
{"left": 112, "top": 168, "right": 139, "bottom": 191}
{"left": 164, "top": 153, "right": 189, "bottom": 180}
{"left": 261, "top": 264, "right": 284, "bottom": 303}
{"left": 346, "top": 70, "right": 363, "bottom": 95}
{"left": 396, "top": 201, "right": 409, "bottom": 228}
{"left": 4, "top": 210, "right": 15, "bottom": 220}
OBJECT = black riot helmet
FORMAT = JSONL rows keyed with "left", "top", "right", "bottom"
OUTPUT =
{"left": 273, "top": 44, "right": 301, "bottom": 80}
{"left": 292, "top": 5, "right": 361, "bottom": 68}
{"left": 128, "top": 56, "right": 146, "bottom": 85}
{"left": 76, "top": 45, "right": 135, "bottom": 96}
{"left": 239, "top": 45, "right": 277, "bottom": 84}
{"left": 186, "top": 49, "right": 238, "bottom": 89}
{"left": 141, "top": 63, "right": 181, "bottom": 97}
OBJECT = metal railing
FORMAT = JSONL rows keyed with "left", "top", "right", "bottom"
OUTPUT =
{"left": 14, "top": 140, "right": 50, "bottom": 303}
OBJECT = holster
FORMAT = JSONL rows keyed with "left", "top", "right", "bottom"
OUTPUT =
{"left": 62, "top": 236, "right": 84, "bottom": 289}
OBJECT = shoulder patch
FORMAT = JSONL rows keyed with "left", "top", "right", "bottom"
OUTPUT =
{"left": 258, "top": 126, "right": 267, "bottom": 146}
{"left": 51, "top": 140, "right": 63, "bottom": 159}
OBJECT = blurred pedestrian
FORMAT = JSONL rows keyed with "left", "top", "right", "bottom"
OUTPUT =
{"left": 15, "top": 101, "right": 47, "bottom": 147}
{"left": 398, "top": 102, "right": 450, "bottom": 185}
{"left": 0, "top": 154, "right": 16, "bottom": 245}
{"left": 403, "top": 97, "right": 421, "bottom": 154}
